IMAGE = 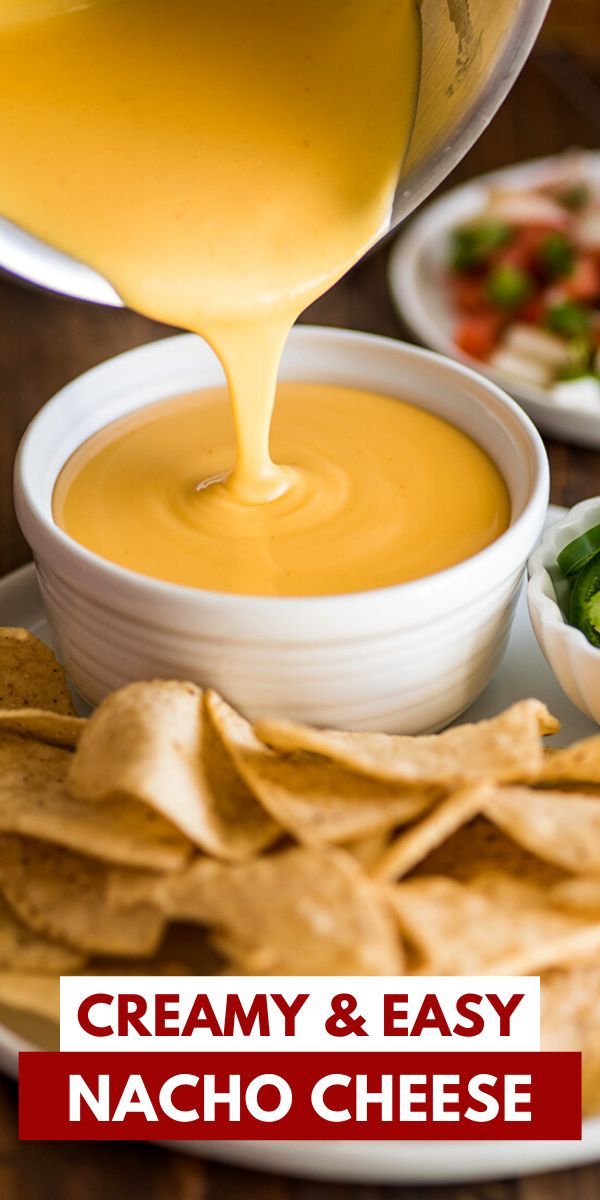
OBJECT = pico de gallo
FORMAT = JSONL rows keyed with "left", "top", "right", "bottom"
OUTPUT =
{"left": 449, "top": 160, "right": 600, "bottom": 407}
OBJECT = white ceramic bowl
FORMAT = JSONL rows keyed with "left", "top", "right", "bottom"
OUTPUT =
{"left": 528, "top": 497, "right": 600, "bottom": 725}
{"left": 14, "top": 327, "right": 549, "bottom": 732}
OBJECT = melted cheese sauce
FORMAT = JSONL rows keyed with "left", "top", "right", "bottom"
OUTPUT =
{"left": 0, "top": 0, "right": 510, "bottom": 594}
{"left": 0, "top": 0, "right": 419, "bottom": 498}
{"left": 54, "top": 384, "right": 511, "bottom": 596}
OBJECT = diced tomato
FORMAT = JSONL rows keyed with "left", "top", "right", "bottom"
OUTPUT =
{"left": 450, "top": 274, "right": 490, "bottom": 314}
{"left": 495, "top": 227, "right": 546, "bottom": 272}
{"left": 520, "top": 294, "right": 546, "bottom": 324}
{"left": 563, "top": 255, "right": 600, "bottom": 302}
{"left": 454, "top": 313, "right": 504, "bottom": 361}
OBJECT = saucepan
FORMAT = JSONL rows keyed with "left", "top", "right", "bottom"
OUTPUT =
{"left": 0, "top": 0, "right": 550, "bottom": 305}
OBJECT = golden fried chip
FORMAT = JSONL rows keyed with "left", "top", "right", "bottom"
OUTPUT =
{"left": 206, "top": 690, "right": 433, "bottom": 846}
{"left": 540, "top": 737, "right": 600, "bottom": 785}
{"left": 471, "top": 873, "right": 600, "bottom": 975}
{"left": 97, "top": 921, "right": 223, "bottom": 977}
{"left": 0, "top": 895, "right": 84, "bottom": 972}
{"left": 411, "top": 816, "right": 567, "bottom": 888}
{"left": 373, "top": 787, "right": 492, "bottom": 883}
{"left": 0, "top": 945, "right": 206, "bottom": 1028}
{"left": 487, "top": 786, "right": 600, "bottom": 875}
{"left": 0, "top": 973, "right": 60, "bottom": 1024}
{"left": 389, "top": 871, "right": 600, "bottom": 976}
{"left": 344, "top": 831, "right": 391, "bottom": 870}
{"left": 542, "top": 965, "right": 600, "bottom": 1115}
{"left": 0, "top": 627, "right": 75, "bottom": 714}
{"left": 256, "top": 700, "right": 558, "bottom": 786}
{"left": 0, "top": 709, "right": 85, "bottom": 747}
{"left": 0, "top": 733, "right": 191, "bottom": 871}
{"left": 168, "top": 846, "right": 403, "bottom": 975}
{"left": 69, "top": 682, "right": 278, "bottom": 859}
{"left": 0, "top": 836, "right": 167, "bottom": 956}
{"left": 550, "top": 876, "right": 600, "bottom": 917}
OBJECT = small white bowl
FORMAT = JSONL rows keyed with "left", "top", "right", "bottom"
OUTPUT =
{"left": 528, "top": 497, "right": 600, "bottom": 725}
{"left": 14, "top": 327, "right": 549, "bottom": 732}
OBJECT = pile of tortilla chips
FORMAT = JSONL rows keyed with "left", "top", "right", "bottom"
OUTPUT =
{"left": 0, "top": 626, "right": 599, "bottom": 1113}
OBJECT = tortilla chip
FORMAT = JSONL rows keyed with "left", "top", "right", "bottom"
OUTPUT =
{"left": 0, "top": 836, "right": 167, "bottom": 956}
{"left": 0, "top": 895, "right": 84, "bottom": 972}
{"left": 487, "top": 786, "right": 600, "bottom": 875}
{"left": 87, "top": 922, "right": 222, "bottom": 978}
{"left": 0, "top": 944, "right": 207, "bottom": 1027}
{"left": 411, "top": 815, "right": 568, "bottom": 888}
{"left": 389, "top": 871, "right": 600, "bottom": 975}
{"left": 69, "top": 682, "right": 278, "bottom": 859}
{"left": 255, "top": 700, "right": 558, "bottom": 786}
{"left": 344, "top": 831, "right": 391, "bottom": 870}
{"left": 550, "top": 876, "right": 600, "bottom": 917}
{"left": 0, "top": 973, "right": 60, "bottom": 1024}
{"left": 0, "top": 628, "right": 75, "bottom": 714}
{"left": 206, "top": 690, "right": 433, "bottom": 846}
{"left": 0, "top": 709, "right": 85, "bottom": 747}
{"left": 0, "top": 732, "right": 191, "bottom": 871}
{"left": 99, "top": 921, "right": 223, "bottom": 976}
{"left": 168, "top": 846, "right": 403, "bottom": 975}
{"left": 472, "top": 874, "right": 600, "bottom": 975}
{"left": 540, "top": 737, "right": 600, "bottom": 785}
{"left": 373, "top": 786, "right": 492, "bottom": 883}
{"left": 542, "top": 965, "right": 600, "bottom": 1115}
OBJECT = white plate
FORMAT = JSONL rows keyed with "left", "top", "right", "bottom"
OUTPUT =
{"left": 388, "top": 152, "right": 600, "bottom": 449}
{"left": 1, "top": 521, "right": 599, "bottom": 1185}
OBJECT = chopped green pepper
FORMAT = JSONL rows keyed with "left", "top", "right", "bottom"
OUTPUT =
{"left": 555, "top": 363, "right": 592, "bottom": 382}
{"left": 545, "top": 300, "right": 592, "bottom": 339}
{"left": 539, "top": 232, "right": 574, "bottom": 280}
{"left": 450, "top": 220, "right": 512, "bottom": 272}
{"left": 486, "top": 263, "right": 532, "bottom": 309}
{"left": 569, "top": 551, "right": 600, "bottom": 648}
{"left": 557, "top": 182, "right": 591, "bottom": 212}
{"left": 557, "top": 524, "right": 600, "bottom": 575}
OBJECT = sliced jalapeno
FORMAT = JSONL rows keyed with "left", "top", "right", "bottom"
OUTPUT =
{"left": 569, "top": 550, "right": 600, "bottom": 648}
{"left": 557, "top": 524, "right": 600, "bottom": 576}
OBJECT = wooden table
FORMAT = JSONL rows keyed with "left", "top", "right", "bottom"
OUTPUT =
{"left": 0, "top": 41, "right": 599, "bottom": 1200}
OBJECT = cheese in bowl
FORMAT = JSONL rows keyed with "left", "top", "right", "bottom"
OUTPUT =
{"left": 53, "top": 383, "right": 509, "bottom": 597}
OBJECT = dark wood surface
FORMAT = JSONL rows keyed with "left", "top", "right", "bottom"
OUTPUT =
{"left": 0, "top": 39, "right": 600, "bottom": 1200}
